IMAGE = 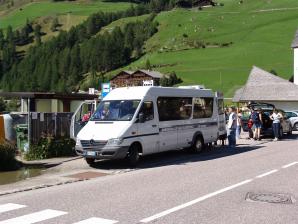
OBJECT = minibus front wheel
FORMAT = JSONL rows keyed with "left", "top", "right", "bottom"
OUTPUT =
{"left": 127, "top": 143, "right": 141, "bottom": 167}
{"left": 191, "top": 136, "right": 204, "bottom": 153}
{"left": 86, "top": 158, "right": 95, "bottom": 165}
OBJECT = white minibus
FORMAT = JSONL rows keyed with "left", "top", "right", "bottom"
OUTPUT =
{"left": 74, "top": 86, "right": 226, "bottom": 166}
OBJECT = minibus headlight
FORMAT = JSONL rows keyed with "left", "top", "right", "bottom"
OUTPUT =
{"left": 76, "top": 138, "right": 81, "bottom": 146}
{"left": 107, "top": 138, "right": 123, "bottom": 146}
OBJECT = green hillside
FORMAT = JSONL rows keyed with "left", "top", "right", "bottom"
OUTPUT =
{"left": 0, "top": 0, "right": 133, "bottom": 30}
{"left": 107, "top": 0, "right": 298, "bottom": 97}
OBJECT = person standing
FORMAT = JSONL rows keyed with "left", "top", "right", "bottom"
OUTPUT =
{"left": 236, "top": 108, "right": 243, "bottom": 139}
{"left": 252, "top": 108, "right": 263, "bottom": 141}
{"left": 227, "top": 107, "right": 237, "bottom": 147}
{"left": 270, "top": 109, "right": 282, "bottom": 141}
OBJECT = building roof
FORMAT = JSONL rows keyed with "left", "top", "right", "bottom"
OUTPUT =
{"left": 0, "top": 92, "right": 98, "bottom": 100}
{"left": 137, "top": 70, "right": 164, "bottom": 78}
{"left": 109, "top": 70, "right": 134, "bottom": 81}
{"left": 233, "top": 66, "right": 298, "bottom": 102}
{"left": 110, "top": 70, "right": 165, "bottom": 81}
{"left": 123, "top": 70, "right": 134, "bottom": 75}
{"left": 291, "top": 29, "right": 298, "bottom": 48}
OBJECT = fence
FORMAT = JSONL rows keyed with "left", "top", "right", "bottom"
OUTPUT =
{"left": 30, "top": 112, "right": 73, "bottom": 143}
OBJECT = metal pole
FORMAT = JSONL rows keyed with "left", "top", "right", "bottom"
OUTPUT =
{"left": 21, "top": 98, "right": 24, "bottom": 112}
{"left": 27, "top": 98, "right": 30, "bottom": 150}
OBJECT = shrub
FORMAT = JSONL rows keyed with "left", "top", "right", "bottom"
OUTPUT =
{"left": 0, "top": 141, "right": 18, "bottom": 171}
{"left": 24, "top": 137, "right": 75, "bottom": 161}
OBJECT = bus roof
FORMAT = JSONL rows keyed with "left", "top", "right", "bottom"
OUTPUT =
{"left": 104, "top": 86, "right": 214, "bottom": 101}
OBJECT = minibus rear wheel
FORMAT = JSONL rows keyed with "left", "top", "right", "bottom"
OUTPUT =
{"left": 191, "top": 136, "right": 204, "bottom": 153}
{"left": 86, "top": 158, "right": 95, "bottom": 165}
{"left": 127, "top": 143, "right": 141, "bottom": 167}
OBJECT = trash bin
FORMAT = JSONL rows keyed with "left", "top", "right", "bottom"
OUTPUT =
{"left": 16, "top": 124, "right": 28, "bottom": 152}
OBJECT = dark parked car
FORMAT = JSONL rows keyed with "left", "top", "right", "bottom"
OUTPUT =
{"left": 242, "top": 103, "right": 292, "bottom": 138}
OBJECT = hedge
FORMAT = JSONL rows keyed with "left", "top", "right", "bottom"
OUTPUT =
{"left": 0, "top": 141, "right": 18, "bottom": 171}
{"left": 24, "top": 137, "right": 75, "bottom": 161}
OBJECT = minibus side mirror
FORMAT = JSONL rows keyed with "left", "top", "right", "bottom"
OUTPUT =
{"left": 138, "top": 113, "right": 145, "bottom": 123}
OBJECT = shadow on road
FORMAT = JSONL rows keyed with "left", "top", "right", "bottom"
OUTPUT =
{"left": 89, "top": 144, "right": 264, "bottom": 170}
{"left": 89, "top": 131, "right": 298, "bottom": 170}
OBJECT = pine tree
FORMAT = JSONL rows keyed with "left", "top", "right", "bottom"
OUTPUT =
{"left": 51, "top": 18, "right": 59, "bottom": 32}
{"left": 0, "top": 98, "right": 6, "bottom": 112}
{"left": 25, "top": 19, "right": 33, "bottom": 33}
{"left": 145, "top": 59, "right": 152, "bottom": 70}
{"left": 0, "top": 29, "right": 4, "bottom": 49}
{"left": 6, "top": 26, "right": 14, "bottom": 43}
{"left": 20, "top": 27, "right": 29, "bottom": 45}
{"left": 90, "top": 70, "right": 98, "bottom": 89}
{"left": 34, "top": 24, "right": 42, "bottom": 45}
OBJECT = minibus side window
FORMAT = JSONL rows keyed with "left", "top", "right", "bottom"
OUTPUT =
{"left": 157, "top": 97, "right": 192, "bottom": 121}
{"left": 193, "top": 98, "right": 213, "bottom": 118}
{"left": 138, "top": 101, "right": 154, "bottom": 121}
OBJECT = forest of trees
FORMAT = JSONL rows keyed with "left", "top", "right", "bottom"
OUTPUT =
{"left": 0, "top": 0, "right": 178, "bottom": 92}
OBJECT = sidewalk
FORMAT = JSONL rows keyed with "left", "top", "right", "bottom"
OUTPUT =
{"left": 0, "top": 156, "right": 128, "bottom": 196}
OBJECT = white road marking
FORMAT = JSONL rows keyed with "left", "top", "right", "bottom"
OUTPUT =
{"left": 140, "top": 179, "right": 252, "bottom": 223}
{"left": 0, "top": 209, "right": 67, "bottom": 224}
{"left": 282, "top": 162, "right": 298, "bottom": 169}
{"left": 256, "top": 169, "right": 278, "bottom": 178}
{"left": 73, "top": 217, "right": 118, "bottom": 224}
{"left": 0, "top": 203, "right": 26, "bottom": 214}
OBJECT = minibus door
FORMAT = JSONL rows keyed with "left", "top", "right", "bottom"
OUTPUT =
{"left": 70, "top": 100, "right": 97, "bottom": 140}
{"left": 136, "top": 101, "right": 159, "bottom": 154}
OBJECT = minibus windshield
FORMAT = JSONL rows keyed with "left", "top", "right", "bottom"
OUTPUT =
{"left": 90, "top": 100, "right": 141, "bottom": 121}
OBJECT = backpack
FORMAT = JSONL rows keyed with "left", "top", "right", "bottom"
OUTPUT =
{"left": 251, "top": 111, "right": 259, "bottom": 122}
{"left": 248, "top": 119, "right": 253, "bottom": 129}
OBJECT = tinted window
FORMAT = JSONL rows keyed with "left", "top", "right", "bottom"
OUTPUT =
{"left": 138, "top": 101, "right": 154, "bottom": 121}
{"left": 193, "top": 97, "right": 213, "bottom": 118}
{"left": 157, "top": 97, "right": 192, "bottom": 121}
{"left": 286, "top": 112, "right": 297, "bottom": 118}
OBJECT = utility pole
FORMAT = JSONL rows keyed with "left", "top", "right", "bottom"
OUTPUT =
{"left": 27, "top": 98, "right": 30, "bottom": 150}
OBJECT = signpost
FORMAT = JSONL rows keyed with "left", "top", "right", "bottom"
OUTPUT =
{"left": 101, "top": 83, "right": 111, "bottom": 99}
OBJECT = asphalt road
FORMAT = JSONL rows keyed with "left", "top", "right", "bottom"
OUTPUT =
{"left": 0, "top": 133, "right": 298, "bottom": 224}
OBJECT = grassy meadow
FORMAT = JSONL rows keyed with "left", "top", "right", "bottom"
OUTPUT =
{"left": 107, "top": 0, "right": 298, "bottom": 97}
{"left": 0, "top": 0, "right": 133, "bottom": 30}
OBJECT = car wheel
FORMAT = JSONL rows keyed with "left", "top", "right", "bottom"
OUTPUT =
{"left": 287, "top": 126, "right": 292, "bottom": 135}
{"left": 294, "top": 123, "right": 298, "bottom": 131}
{"left": 191, "top": 136, "right": 204, "bottom": 153}
{"left": 86, "top": 158, "right": 95, "bottom": 165}
{"left": 127, "top": 143, "right": 140, "bottom": 167}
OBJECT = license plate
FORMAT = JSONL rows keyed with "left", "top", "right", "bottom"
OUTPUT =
{"left": 85, "top": 151, "right": 96, "bottom": 156}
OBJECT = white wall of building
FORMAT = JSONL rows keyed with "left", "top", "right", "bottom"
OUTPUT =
{"left": 294, "top": 48, "right": 298, "bottom": 85}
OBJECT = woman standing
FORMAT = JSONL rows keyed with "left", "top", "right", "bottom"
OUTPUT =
{"left": 252, "top": 108, "right": 263, "bottom": 141}
{"left": 270, "top": 109, "right": 282, "bottom": 141}
{"left": 227, "top": 107, "right": 237, "bottom": 147}
{"left": 236, "top": 109, "right": 243, "bottom": 139}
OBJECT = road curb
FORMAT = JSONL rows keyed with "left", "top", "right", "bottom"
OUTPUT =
{"left": 0, "top": 168, "right": 134, "bottom": 197}
{"left": 0, "top": 178, "right": 87, "bottom": 197}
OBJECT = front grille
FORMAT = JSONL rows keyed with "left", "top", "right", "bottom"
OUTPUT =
{"left": 81, "top": 140, "right": 107, "bottom": 148}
